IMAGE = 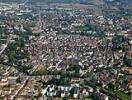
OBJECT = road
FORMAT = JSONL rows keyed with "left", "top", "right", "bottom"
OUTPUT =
{"left": 11, "top": 77, "right": 30, "bottom": 100}
{"left": 0, "top": 37, "right": 11, "bottom": 56}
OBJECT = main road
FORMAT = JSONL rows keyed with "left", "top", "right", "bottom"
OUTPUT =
{"left": 0, "top": 37, "right": 12, "bottom": 56}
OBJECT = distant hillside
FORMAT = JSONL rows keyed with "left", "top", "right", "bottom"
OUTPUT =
{"left": 1, "top": 0, "right": 132, "bottom": 4}
{"left": 106, "top": 0, "right": 132, "bottom": 3}
{"left": 0, "top": 0, "right": 85, "bottom": 3}
{"left": 0, "top": 0, "right": 103, "bottom": 5}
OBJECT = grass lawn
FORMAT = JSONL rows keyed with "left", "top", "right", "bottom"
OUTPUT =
{"left": 116, "top": 91, "right": 129, "bottom": 100}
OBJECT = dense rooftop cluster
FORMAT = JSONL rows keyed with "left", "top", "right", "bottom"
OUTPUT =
{"left": 0, "top": 0, "right": 132, "bottom": 100}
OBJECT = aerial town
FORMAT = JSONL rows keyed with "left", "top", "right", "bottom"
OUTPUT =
{"left": 0, "top": 0, "right": 132, "bottom": 100}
